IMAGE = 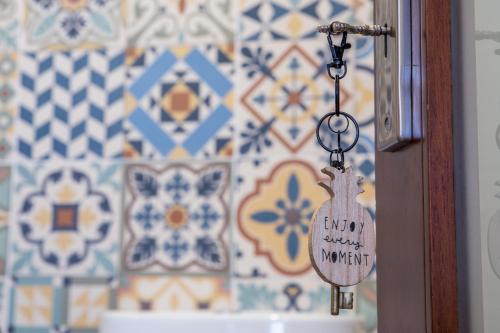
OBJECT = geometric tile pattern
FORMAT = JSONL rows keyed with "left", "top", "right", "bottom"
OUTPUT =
{"left": 238, "top": 41, "right": 354, "bottom": 156}
{"left": 0, "top": 168, "right": 9, "bottom": 275}
{"left": 0, "top": 0, "right": 376, "bottom": 327}
{"left": 0, "top": 0, "right": 19, "bottom": 50}
{"left": 10, "top": 163, "right": 122, "bottom": 277}
{"left": 240, "top": 0, "right": 353, "bottom": 42}
{"left": 127, "top": 0, "right": 235, "bottom": 46}
{"left": 123, "top": 163, "right": 230, "bottom": 273}
{"left": 22, "top": 0, "right": 124, "bottom": 50}
{"left": 0, "top": 54, "right": 16, "bottom": 159}
{"left": 118, "top": 276, "right": 230, "bottom": 312}
{"left": 125, "top": 46, "right": 234, "bottom": 159}
{"left": 234, "top": 278, "right": 331, "bottom": 312}
{"left": 17, "top": 50, "right": 125, "bottom": 160}
{"left": 8, "top": 277, "right": 116, "bottom": 333}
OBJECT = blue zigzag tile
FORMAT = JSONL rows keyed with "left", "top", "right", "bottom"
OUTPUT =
{"left": 17, "top": 49, "right": 125, "bottom": 160}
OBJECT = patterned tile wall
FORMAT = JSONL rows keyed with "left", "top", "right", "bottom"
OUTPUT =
{"left": 0, "top": 1, "right": 376, "bottom": 332}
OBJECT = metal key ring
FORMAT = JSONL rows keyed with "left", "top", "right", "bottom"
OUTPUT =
{"left": 327, "top": 111, "right": 350, "bottom": 134}
{"left": 327, "top": 63, "right": 347, "bottom": 80}
{"left": 316, "top": 111, "right": 360, "bottom": 154}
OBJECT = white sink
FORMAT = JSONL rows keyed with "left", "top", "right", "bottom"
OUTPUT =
{"left": 100, "top": 312, "right": 366, "bottom": 333}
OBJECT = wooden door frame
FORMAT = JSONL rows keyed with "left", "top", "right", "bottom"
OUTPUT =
{"left": 376, "top": 0, "right": 458, "bottom": 331}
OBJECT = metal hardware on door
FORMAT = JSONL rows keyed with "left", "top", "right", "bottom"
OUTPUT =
{"left": 317, "top": 21, "right": 393, "bottom": 37}
{"left": 318, "top": 0, "right": 423, "bottom": 152}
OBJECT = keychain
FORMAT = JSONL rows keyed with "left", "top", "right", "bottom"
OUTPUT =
{"left": 309, "top": 30, "right": 376, "bottom": 316}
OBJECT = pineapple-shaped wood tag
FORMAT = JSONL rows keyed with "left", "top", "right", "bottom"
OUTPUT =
{"left": 309, "top": 166, "right": 375, "bottom": 287}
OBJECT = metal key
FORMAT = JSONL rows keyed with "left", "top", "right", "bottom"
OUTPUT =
{"left": 318, "top": 21, "right": 392, "bottom": 37}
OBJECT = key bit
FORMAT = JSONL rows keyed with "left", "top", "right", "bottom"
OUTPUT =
{"left": 331, "top": 285, "right": 354, "bottom": 316}
{"left": 318, "top": 21, "right": 392, "bottom": 37}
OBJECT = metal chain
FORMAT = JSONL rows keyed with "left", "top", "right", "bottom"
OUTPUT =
{"left": 315, "top": 31, "right": 360, "bottom": 172}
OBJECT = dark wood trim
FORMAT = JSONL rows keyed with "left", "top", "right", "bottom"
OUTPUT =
{"left": 376, "top": 0, "right": 458, "bottom": 331}
{"left": 422, "top": 0, "right": 458, "bottom": 331}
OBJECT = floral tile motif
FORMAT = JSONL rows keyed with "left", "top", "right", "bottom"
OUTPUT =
{"left": 23, "top": 0, "right": 125, "bottom": 50}
{"left": 0, "top": 167, "right": 10, "bottom": 275}
{"left": 236, "top": 157, "right": 328, "bottom": 277}
{"left": 8, "top": 277, "right": 116, "bottom": 333}
{"left": 123, "top": 162, "right": 230, "bottom": 273}
{"left": 127, "top": 0, "right": 235, "bottom": 46}
{"left": 10, "top": 163, "right": 122, "bottom": 277}
{"left": 17, "top": 49, "right": 125, "bottom": 160}
{"left": 118, "top": 275, "right": 230, "bottom": 311}
{"left": 0, "top": 0, "right": 20, "bottom": 50}
{"left": 238, "top": 40, "right": 355, "bottom": 157}
{"left": 125, "top": 45, "right": 234, "bottom": 159}
{"left": 240, "top": 0, "right": 353, "bottom": 42}
{"left": 0, "top": 54, "right": 16, "bottom": 160}
{"left": 233, "top": 277, "right": 331, "bottom": 312}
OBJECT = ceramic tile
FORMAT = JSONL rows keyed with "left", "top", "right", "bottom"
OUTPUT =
{"left": 239, "top": 0, "right": 354, "bottom": 42}
{"left": 356, "top": 279, "right": 377, "bottom": 333}
{"left": 17, "top": 49, "right": 125, "bottom": 160}
{"left": 0, "top": 167, "right": 10, "bottom": 275}
{"left": 9, "top": 277, "right": 63, "bottom": 333}
{"left": 235, "top": 157, "right": 329, "bottom": 278}
{"left": 235, "top": 156, "right": 374, "bottom": 278}
{"left": 0, "top": 0, "right": 20, "bottom": 50}
{"left": 118, "top": 275, "right": 230, "bottom": 311}
{"left": 233, "top": 276, "right": 332, "bottom": 312}
{"left": 10, "top": 162, "right": 122, "bottom": 277}
{"left": 8, "top": 277, "right": 115, "bottom": 333}
{"left": 66, "top": 278, "right": 117, "bottom": 332}
{"left": 123, "top": 162, "right": 230, "bottom": 273}
{"left": 127, "top": 0, "right": 235, "bottom": 46}
{"left": 0, "top": 278, "right": 5, "bottom": 333}
{"left": 237, "top": 39, "right": 356, "bottom": 157}
{"left": 0, "top": 54, "right": 16, "bottom": 160}
{"left": 22, "top": 0, "right": 125, "bottom": 50}
{"left": 124, "top": 45, "right": 234, "bottom": 159}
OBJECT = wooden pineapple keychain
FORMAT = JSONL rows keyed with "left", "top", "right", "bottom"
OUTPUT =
{"left": 309, "top": 30, "right": 376, "bottom": 315}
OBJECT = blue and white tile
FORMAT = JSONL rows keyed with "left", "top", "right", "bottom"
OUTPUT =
{"left": 233, "top": 276, "right": 334, "bottom": 312}
{"left": 239, "top": 0, "right": 354, "bottom": 42}
{"left": 10, "top": 162, "right": 122, "bottom": 277}
{"left": 23, "top": 0, "right": 125, "bottom": 50}
{"left": 127, "top": 0, "right": 235, "bottom": 46}
{"left": 123, "top": 162, "right": 230, "bottom": 273}
{"left": 125, "top": 45, "right": 234, "bottom": 159}
{"left": 0, "top": 0, "right": 20, "bottom": 50}
{"left": 17, "top": 49, "right": 125, "bottom": 160}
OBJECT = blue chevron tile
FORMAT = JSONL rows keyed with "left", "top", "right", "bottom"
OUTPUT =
{"left": 17, "top": 49, "right": 126, "bottom": 160}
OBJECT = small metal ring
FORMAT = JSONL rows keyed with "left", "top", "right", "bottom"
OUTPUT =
{"left": 327, "top": 112, "right": 350, "bottom": 134}
{"left": 327, "top": 63, "right": 347, "bottom": 80}
{"left": 316, "top": 111, "right": 360, "bottom": 154}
